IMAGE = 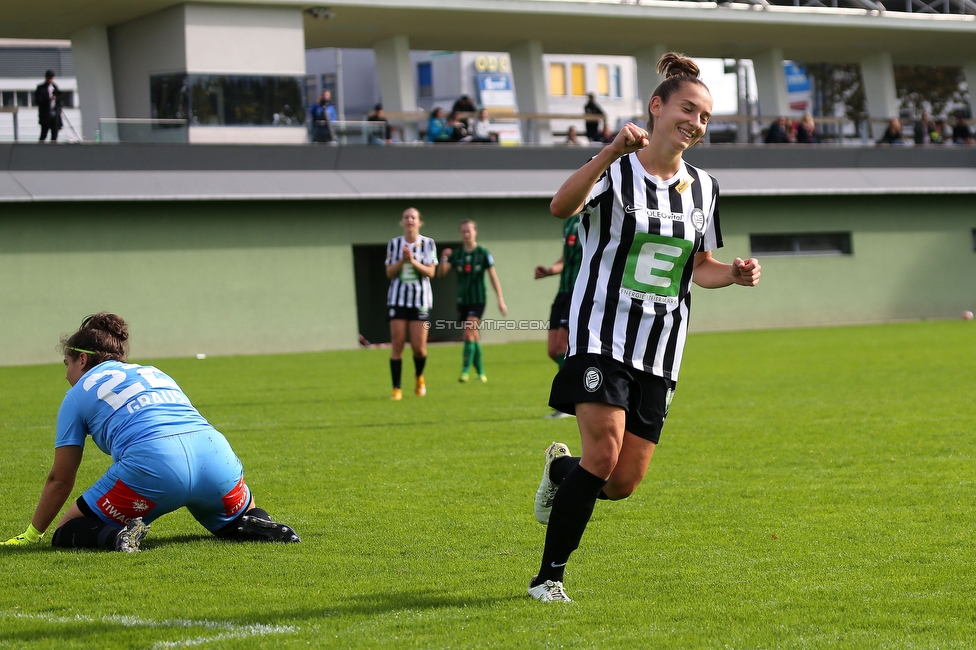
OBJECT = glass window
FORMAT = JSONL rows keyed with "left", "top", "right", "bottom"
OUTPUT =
{"left": 612, "top": 65, "right": 622, "bottom": 98}
{"left": 1, "top": 91, "right": 13, "bottom": 107}
{"left": 549, "top": 63, "right": 566, "bottom": 96}
{"left": 59, "top": 91, "right": 75, "bottom": 108}
{"left": 417, "top": 63, "right": 433, "bottom": 98}
{"left": 151, "top": 74, "right": 305, "bottom": 126}
{"left": 571, "top": 64, "right": 586, "bottom": 96}
{"left": 305, "top": 75, "right": 318, "bottom": 107}
{"left": 596, "top": 65, "right": 609, "bottom": 96}
{"left": 16, "top": 91, "right": 31, "bottom": 107}
{"left": 750, "top": 233, "right": 852, "bottom": 256}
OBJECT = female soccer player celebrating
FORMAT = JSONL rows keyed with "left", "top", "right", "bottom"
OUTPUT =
{"left": 438, "top": 219, "right": 507, "bottom": 382}
{"left": 528, "top": 52, "right": 761, "bottom": 602}
{"left": 385, "top": 207, "right": 438, "bottom": 399}
{"left": 3, "top": 313, "right": 299, "bottom": 552}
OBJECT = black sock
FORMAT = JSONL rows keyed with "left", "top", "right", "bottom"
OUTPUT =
{"left": 549, "top": 456, "right": 578, "bottom": 485}
{"left": 51, "top": 517, "right": 122, "bottom": 551}
{"left": 551, "top": 456, "right": 608, "bottom": 497}
{"left": 213, "top": 507, "right": 272, "bottom": 539}
{"left": 390, "top": 359, "right": 402, "bottom": 389}
{"left": 414, "top": 355, "right": 427, "bottom": 377}
{"left": 535, "top": 465, "right": 607, "bottom": 585}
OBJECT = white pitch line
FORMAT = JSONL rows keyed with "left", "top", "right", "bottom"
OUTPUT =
{"left": 0, "top": 611, "right": 295, "bottom": 647}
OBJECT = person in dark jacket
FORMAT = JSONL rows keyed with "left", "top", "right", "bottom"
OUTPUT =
{"left": 35, "top": 70, "right": 61, "bottom": 142}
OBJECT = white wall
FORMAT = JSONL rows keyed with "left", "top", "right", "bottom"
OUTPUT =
{"left": 109, "top": 5, "right": 187, "bottom": 119}
{"left": 184, "top": 5, "right": 305, "bottom": 75}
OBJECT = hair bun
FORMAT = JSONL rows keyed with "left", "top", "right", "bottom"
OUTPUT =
{"left": 82, "top": 313, "right": 129, "bottom": 342}
{"left": 657, "top": 52, "right": 700, "bottom": 80}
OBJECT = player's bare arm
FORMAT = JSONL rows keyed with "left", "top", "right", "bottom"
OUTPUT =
{"left": 437, "top": 248, "right": 453, "bottom": 277}
{"left": 535, "top": 257, "right": 564, "bottom": 279}
{"left": 550, "top": 124, "right": 649, "bottom": 219}
{"left": 488, "top": 266, "right": 507, "bottom": 315}
{"left": 692, "top": 251, "right": 762, "bottom": 288}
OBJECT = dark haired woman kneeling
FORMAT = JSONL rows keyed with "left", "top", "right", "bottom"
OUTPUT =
{"left": 3, "top": 313, "right": 300, "bottom": 552}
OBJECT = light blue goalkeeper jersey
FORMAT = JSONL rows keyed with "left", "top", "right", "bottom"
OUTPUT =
{"left": 55, "top": 360, "right": 214, "bottom": 461}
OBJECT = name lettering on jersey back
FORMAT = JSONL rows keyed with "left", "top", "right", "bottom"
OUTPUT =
{"left": 125, "top": 389, "right": 190, "bottom": 414}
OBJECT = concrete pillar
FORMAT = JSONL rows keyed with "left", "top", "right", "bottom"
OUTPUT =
{"left": 70, "top": 26, "right": 117, "bottom": 141}
{"left": 634, "top": 45, "right": 669, "bottom": 113}
{"left": 374, "top": 35, "right": 418, "bottom": 142}
{"left": 509, "top": 40, "right": 551, "bottom": 145}
{"left": 753, "top": 48, "right": 790, "bottom": 121}
{"left": 109, "top": 4, "right": 307, "bottom": 144}
{"left": 963, "top": 60, "right": 976, "bottom": 118}
{"left": 860, "top": 52, "right": 898, "bottom": 124}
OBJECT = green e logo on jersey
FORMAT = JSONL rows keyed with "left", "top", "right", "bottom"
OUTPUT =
{"left": 621, "top": 233, "right": 694, "bottom": 298}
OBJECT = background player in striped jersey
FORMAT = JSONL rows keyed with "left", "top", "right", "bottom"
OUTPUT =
{"left": 438, "top": 219, "right": 507, "bottom": 382}
{"left": 385, "top": 207, "right": 437, "bottom": 400}
{"left": 535, "top": 213, "right": 583, "bottom": 417}
{"left": 3, "top": 313, "right": 299, "bottom": 552}
{"left": 528, "top": 53, "right": 761, "bottom": 602}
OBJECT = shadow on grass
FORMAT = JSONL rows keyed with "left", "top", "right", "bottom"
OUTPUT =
{"left": 252, "top": 588, "right": 526, "bottom": 620}
{"left": 0, "top": 590, "right": 523, "bottom": 644}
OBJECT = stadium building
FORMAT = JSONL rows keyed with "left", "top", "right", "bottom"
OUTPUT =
{"left": 0, "top": 0, "right": 974, "bottom": 365}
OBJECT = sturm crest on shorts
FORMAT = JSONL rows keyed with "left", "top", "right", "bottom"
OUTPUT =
{"left": 583, "top": 367, "right": 603, "bottom": 392}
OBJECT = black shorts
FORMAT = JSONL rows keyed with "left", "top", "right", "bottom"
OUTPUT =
{"left": 456, "top": 303, "right": 486, "bottom": 322}
{"left": 548, "top": 292, "right": 572, "bottom": 330}
{"left": 549, "top": 353, "right": 675, "bottom": 444}
{"left": 387, "top": 306, "right": 430, "bottom": 322}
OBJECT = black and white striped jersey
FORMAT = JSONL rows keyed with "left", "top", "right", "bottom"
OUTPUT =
{"left": 568, "top": 153, "right": 723, "bottom": 381}
{"left": 385, "top": 235, "right": 437, "bottom": 310}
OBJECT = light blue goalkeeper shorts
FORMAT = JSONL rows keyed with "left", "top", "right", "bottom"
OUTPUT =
{"left": 80, "top": 429, "right": 251, "bottom": 532}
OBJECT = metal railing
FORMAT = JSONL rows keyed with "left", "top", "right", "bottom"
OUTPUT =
{"left": 0, "top": 106, "right": 19, "bottom": 141}
{"left": 96, "top": 118, "right": 189, "bottom": 143}
{"left": 310, "top": 120, "right": 390, "bottom": 144}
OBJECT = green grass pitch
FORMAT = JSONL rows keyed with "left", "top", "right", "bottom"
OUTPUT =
{"left": 1, "top": 321, "right": 975, "bottom": 649}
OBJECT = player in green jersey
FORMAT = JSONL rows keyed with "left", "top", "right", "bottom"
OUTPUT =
{"left": 534, "top": 213, "right": 583, "bottom": 371}
{"left": 535, "top": 213, "right": 583, "bottom": 418}
{"left": 438, "top": 219, "right": 507, "bottom": 382}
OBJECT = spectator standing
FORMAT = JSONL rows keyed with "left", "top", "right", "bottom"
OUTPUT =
{"left": 913, "top": 111, "right": 932, "bottom": 145}
{"left": 451, "top": 94, "right": 478, "bottom": 129}
{"left": 583, "top": 93, "right": 605, "bottom": 143}
{"left": 367, "top": 103, "right": 393, "bottom": 145}
{"left": 446, "top": 110, "right": 471, "bottom": 142}
{"left": 35, "top": 70, "right": 61, "bottom": 142}
{"left": 877, "top": 118, "right": 907, "bottom": 145}
{"left": 929, "top": 118, "right": 946, "bottom": 144}
{"left": 309, "top": 90, "right": 336, "bottom": 143}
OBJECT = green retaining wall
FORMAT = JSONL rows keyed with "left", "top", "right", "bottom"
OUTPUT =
{"left": 1, "top": 194, "right": 974, "bottom": 366}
